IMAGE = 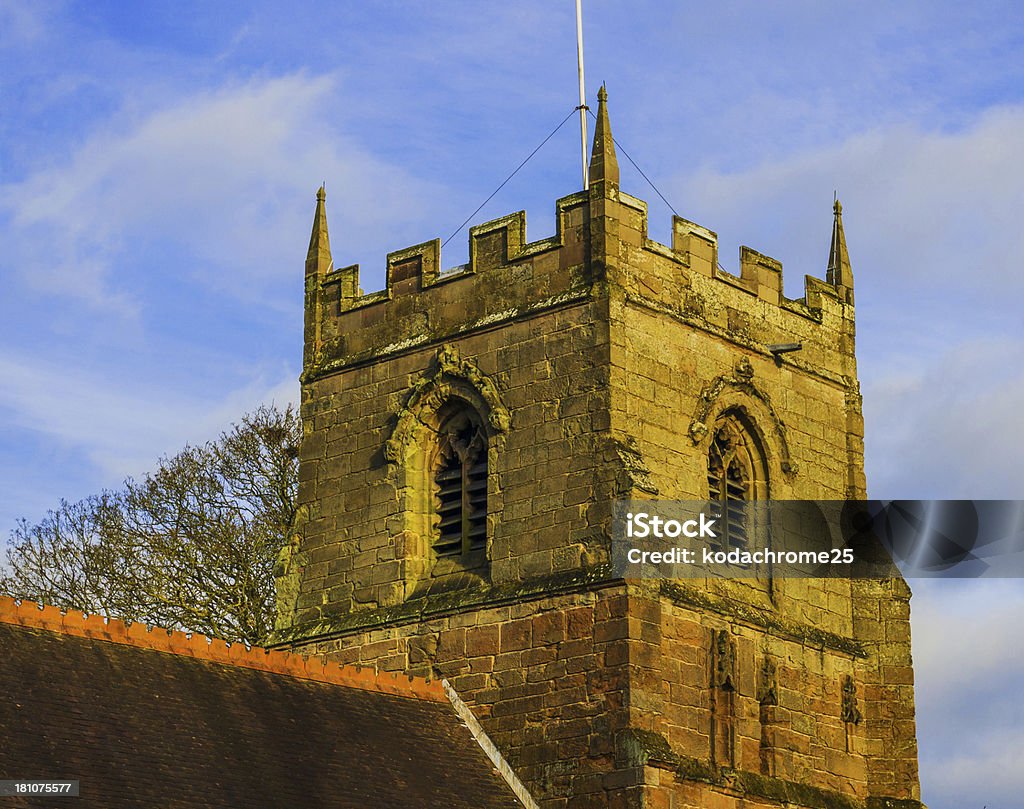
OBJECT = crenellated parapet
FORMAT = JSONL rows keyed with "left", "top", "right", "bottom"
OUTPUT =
{"left": 322, "top": 196, "right": 584, "bottom": 312}
{"left": 670, "top": 215, "right": 851, "bottom": 314}
{"left": 303, "top": 186, "right": 856, "bottom": 387}
{"left": 303, "top": 191, "right": 591, "bottom": 380}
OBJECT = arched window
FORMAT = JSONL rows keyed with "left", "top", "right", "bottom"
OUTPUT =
{"left": 432, "top": 402, "right": 487, "bottom": 565}
{"left": 707, "top": 414, "right": 767, "bottom": 551}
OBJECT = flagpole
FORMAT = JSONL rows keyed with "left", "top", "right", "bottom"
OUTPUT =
{"left": 575, "top": 0, "right": 588, "bottom": 190}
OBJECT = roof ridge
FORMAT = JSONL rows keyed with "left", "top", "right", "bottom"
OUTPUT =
{"left": 0, "top": 596, "right": 444, "bottom": 702}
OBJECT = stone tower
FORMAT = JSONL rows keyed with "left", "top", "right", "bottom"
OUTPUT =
{"left": 272, "top": 90, "right": 924, "bottom": 809}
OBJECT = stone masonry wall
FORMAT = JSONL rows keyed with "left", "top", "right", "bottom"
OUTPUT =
{"left": 289, "top": 300, "right": 615, "bottom": 624}
{"left": 582, "top": 183, "right": 919, "bottom": 806}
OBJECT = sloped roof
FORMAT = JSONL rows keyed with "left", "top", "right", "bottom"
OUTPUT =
{"left": 0, "top": 597, "right": 528, "bottom": 808}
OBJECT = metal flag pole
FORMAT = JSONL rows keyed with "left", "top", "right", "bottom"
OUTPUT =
{"left": 575, "top": 0, "right": 588, "bottom": 190}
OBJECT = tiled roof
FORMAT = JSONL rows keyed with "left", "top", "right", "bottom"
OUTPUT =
{"left": 0, "top": 597, "right": 528, "bottom": 808}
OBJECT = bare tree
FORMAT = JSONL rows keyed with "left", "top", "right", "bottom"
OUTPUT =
{"left": 0, "top": 404, "right": 300, "bottom": 645}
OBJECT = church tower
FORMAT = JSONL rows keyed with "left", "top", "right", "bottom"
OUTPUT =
{"left": 272, "top": 90, "right": 924, "bottom": 809}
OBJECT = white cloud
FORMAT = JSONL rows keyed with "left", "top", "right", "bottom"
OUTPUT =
{"left": 0, "top": 350, "right": 298, "bottom": 482}
{"left": 0, "top": 71, "right": 443, "bottom": 315}
{"left": 675, "top": 105, "right": 1024, "bottom": 296}
{"left": 0, "top": 0, "right": 48, "bottom": 46}
{"left": 922, "top": 725, "right": 1024, "bottom": 802}
{"left": 864, "top": 337, "right": 1024, "bottom": 498}
{"left": 912, "top": 579, "right": 1024, "bottom": 808}
{"left": 913, "top": 579, "right": 1024, "bottom": 693}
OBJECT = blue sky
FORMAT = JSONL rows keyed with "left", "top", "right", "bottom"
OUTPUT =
{"left": 1, "top": 2, "right": 1022, "bottom": 806}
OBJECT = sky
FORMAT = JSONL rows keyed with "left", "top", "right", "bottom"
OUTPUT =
{"left": 1, "top": 2, "right": 1022, "bottom": 806}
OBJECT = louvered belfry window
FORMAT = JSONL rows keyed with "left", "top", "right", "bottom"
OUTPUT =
{"left": 707, "top": 420, "right": 754, "bottom": 550}
{"left": 433, "top": 406, "right": 487, "bottom": 560}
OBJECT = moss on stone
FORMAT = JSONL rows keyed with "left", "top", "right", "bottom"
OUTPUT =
{"left": 268, "top": 564, "right": 617, "bottom": 648}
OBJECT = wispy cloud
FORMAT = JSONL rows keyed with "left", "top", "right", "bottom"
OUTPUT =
{"left": 913, "top": 579, "right": 1024, "bottom": 694}
{"left": 864, "top": 337, "right": 1024, "bottom": 498}
{"left": 1, "top": 9, "right": 1022, "bottom": 806}
{"left": 0, "top": 0, "right": 48, "bottom": 47}
{"left": 0, "top": 72, "right": 443, "bottom": 316}
{"left": 675, "top": 105, "right": 1024, "bottom": 294}
{"left": 0, "top": 350, "right": 297, "bottom": 482}
{"left": 912, "top": 578, "right": 1024, "bottom": 808}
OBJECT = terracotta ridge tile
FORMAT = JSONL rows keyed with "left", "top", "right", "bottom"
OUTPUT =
{"left": 0, "top": 596, "right": 444, "bottom": 702}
